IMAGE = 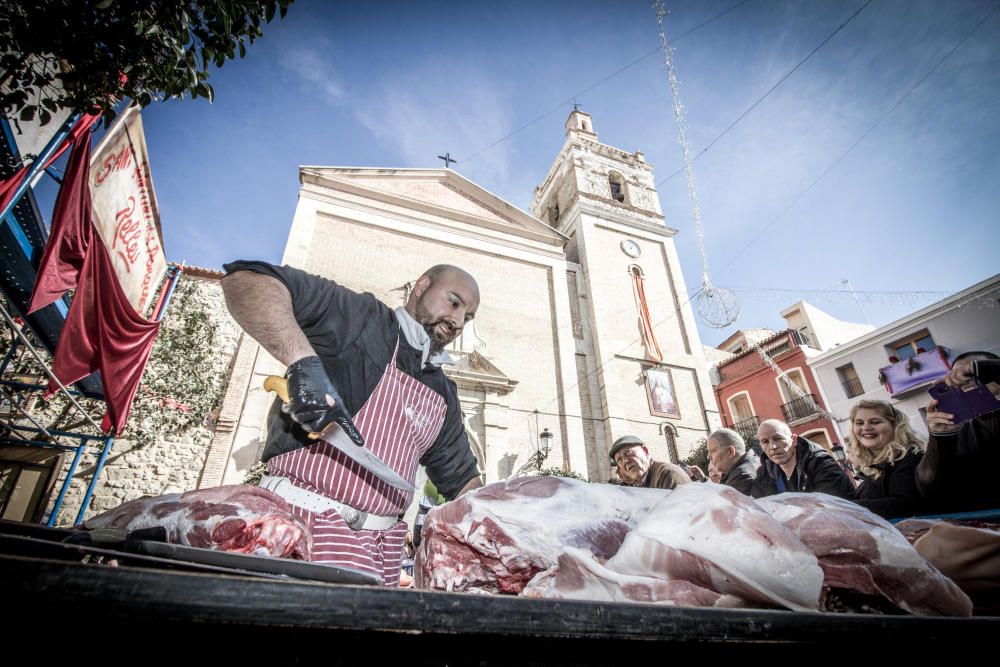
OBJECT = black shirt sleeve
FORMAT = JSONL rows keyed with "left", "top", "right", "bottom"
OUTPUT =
{"left": 419, "top": 377, "right": 480, "bottom": 501}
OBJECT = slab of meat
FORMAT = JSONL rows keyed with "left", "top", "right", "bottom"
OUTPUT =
{"left": 523, "top": 546, "right": 747, "bottom": 608}
{"left": 84, "top": 484, "right": 312, "bottom": 560}
{"left": 599, "top": 483, "right": 824, "bottom": 611}
{"left": 759, "top": 494, "right": 972, "bottom": 617}
{"left": 414, "top": 476, "right": 664, "bottom": 594}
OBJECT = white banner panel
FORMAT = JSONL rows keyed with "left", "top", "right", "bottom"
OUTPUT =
{"left": 90, "top": 106, "right": 166, "bottom": 314}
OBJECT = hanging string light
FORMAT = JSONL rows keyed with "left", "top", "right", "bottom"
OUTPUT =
{"left": 752, "top": 342, "right": 836, "bottom": 421}
{"left": 654, "top": 0, "right": 740, "bottom": 329}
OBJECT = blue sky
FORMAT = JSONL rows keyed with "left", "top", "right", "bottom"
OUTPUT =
{"left": 53, "top": 0, "right": 1000, "bottom": 347}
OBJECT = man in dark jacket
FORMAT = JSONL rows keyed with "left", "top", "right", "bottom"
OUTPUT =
{"left": 707, "top": 428, "right": 759, "bottom": 495}
{"left": 750, "top": 419, "right": 855, "bottom": 499}
{"left": 610, "top": 435, "right": 690, "bottom": 490}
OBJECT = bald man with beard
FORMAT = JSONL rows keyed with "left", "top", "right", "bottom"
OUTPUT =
{"left": 222, "top": 260, "right": 483, "bottom": 586}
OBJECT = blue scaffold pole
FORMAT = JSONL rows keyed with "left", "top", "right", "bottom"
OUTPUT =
{"left": 74, "top": 429, "right": 115, "bottom": 525}
{"left": 155, "top": 264, "right": 183, "bottom": 321}
{"left": 0, "top": 114, "right": 79, "bottom": 222}
{"left": 47, "top": 437, "right": 91, "bottom": 527}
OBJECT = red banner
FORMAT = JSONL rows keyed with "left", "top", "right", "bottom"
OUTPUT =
{"left": 47, "top": 239, "right": 161, "bottom": 434}
{"left": 27, "top": 114, "right": 101, "bottom": 314}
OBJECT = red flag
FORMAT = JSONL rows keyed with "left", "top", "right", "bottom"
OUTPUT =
{"left": 26, "top": 127, "right": 95, "bottom": 313}
{"left": 47, "top": 239, "right": 161, "bottom": 434}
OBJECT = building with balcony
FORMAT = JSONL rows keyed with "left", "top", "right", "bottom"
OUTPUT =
{"left": 713, "top": 330, "right": 837, "bottom": 452}
{"left": 808, "top": 274, "right": 1000, "bottom": 438}
{"left": 710, "top": 303, "right": 872, "bottom": 452}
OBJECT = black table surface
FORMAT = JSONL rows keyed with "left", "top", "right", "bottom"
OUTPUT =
{"left": 5, "top": 549, "right": 998, "bottom": 664}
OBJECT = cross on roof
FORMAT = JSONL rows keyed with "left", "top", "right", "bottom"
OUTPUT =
{"left": 437, "top": 152, "right": 457, "bottom": 168}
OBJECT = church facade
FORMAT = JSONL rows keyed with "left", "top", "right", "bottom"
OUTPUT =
{"left": 202, "top": 112, "right": 719, "bottom": 487}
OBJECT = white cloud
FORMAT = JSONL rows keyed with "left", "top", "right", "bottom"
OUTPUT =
{"left": 351, "top": 58, "right": 523, "bottom": 202}
{"left": 278, "top": 45, "right": 345, "bottom": 105}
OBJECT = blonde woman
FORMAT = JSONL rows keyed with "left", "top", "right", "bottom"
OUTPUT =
{"left": 849, "top": 400, "right": 926, "bottom": 519}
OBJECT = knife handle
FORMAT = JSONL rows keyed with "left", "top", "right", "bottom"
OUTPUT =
{"left": 263, "top": 375, "right": 323, "bottom": 440}
{"left": 263, "top": 375, "right": 291, "bottom": 402}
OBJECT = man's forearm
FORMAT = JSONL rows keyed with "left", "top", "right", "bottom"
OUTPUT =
{"left": 456, "top": 475, "right": 484, "bottom": 497}
{"left": 221, "top": 271, "right": 316, "bottom": 366}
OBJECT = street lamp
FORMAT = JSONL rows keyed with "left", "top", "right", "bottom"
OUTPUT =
{"left": 539, "top": 428, "right": 553, "bottom": 456}
{"left": 513, "top": 427, "right": 554, "bottom": 478}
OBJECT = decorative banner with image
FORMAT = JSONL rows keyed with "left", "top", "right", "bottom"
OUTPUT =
{"left": 645, "top": 367, "right": 681, "bottom": 419}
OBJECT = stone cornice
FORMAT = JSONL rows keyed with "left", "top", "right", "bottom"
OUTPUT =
{"left": 301, "top": 167, "right": 566, "bottom": 246}
{"left": 578, "top": 196, "right": 675, "bottom": 237}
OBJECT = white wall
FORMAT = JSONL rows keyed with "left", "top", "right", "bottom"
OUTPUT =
{"left": 809, "top": 275, "right": 1000, "bottom": 437}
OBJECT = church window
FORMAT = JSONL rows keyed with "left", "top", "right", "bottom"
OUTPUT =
{"left": 662, "top": 423, "right": 680, "bottom": 463}
{"left": 608, "top": 172, "right": 626, "bottom": 203}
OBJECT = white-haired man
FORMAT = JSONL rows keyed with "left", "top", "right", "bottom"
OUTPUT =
{"left": 749, "top": 419, "right": 855, "bottom": 499}
{"left": 706, "top": 428, "right": 759, "bottom": 495}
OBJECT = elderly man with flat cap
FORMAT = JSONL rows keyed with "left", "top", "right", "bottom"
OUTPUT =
{"left": 609, "top": 435, "right": 691, "bottom": 489}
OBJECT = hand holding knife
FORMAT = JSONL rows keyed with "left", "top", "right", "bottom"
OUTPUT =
{"left": 264, "top": 356, "right": 414, "bottom": 492}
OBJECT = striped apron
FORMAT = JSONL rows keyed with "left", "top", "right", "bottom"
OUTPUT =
{"left": 267, "top": 339, "right": 447, "bottom": 586}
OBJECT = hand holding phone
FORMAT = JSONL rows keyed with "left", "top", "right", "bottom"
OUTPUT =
{"left": 928, "top": 383, "right": 1000, "bottom": 426}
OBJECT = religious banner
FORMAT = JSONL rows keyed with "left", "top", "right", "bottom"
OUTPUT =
{"left": 89, "top": 106, "right": 166, "bottom": 315}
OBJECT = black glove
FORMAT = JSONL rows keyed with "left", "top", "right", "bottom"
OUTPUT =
{"left": 282, "top": 356, "right": 340, "bottom": 433}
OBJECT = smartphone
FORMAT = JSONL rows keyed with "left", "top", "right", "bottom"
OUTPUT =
{"left": 928, "top": 383, "right": 1000, "bottom": 424}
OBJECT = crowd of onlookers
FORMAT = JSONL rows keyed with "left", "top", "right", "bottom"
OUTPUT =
{"left": 608, "top": 350, "right": 1000, "bottom": 520}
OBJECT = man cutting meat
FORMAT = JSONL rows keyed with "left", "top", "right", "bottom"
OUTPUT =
{"left": 221, "top": 261, "right": 483, "bottom": 585}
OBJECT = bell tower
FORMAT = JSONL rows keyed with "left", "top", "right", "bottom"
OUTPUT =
{"left": 532, "top": 111, "right": 718, "bottom": 480}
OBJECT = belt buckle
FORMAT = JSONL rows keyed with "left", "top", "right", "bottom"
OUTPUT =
{"left": 342, "top": 507, "right": 369, "bottom": 531}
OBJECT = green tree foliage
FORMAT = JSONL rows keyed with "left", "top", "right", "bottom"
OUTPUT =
{"left": 123, "top": 275, "right": 227, "bottom": 445}
{"left": 684, "top": 438, "right": 709, "bottom": 472}
{"left": 0, "top": 0, "right": 293, "bottom": 125}
{"left": 536, "top": 467, "right": 587, "bottom": 481}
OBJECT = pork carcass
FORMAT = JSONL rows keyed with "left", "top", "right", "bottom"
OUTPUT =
{"left": 84, "top": 484, "right": 312, "bottom": 560}
{"left": 596, "top": 483, "right": 823, "bottom": 610}
{"left": 759, "top": 493, "right": 972, "bottom": 616}
{"left": 414, "top": 475, "right": 664, "bottom": 593}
